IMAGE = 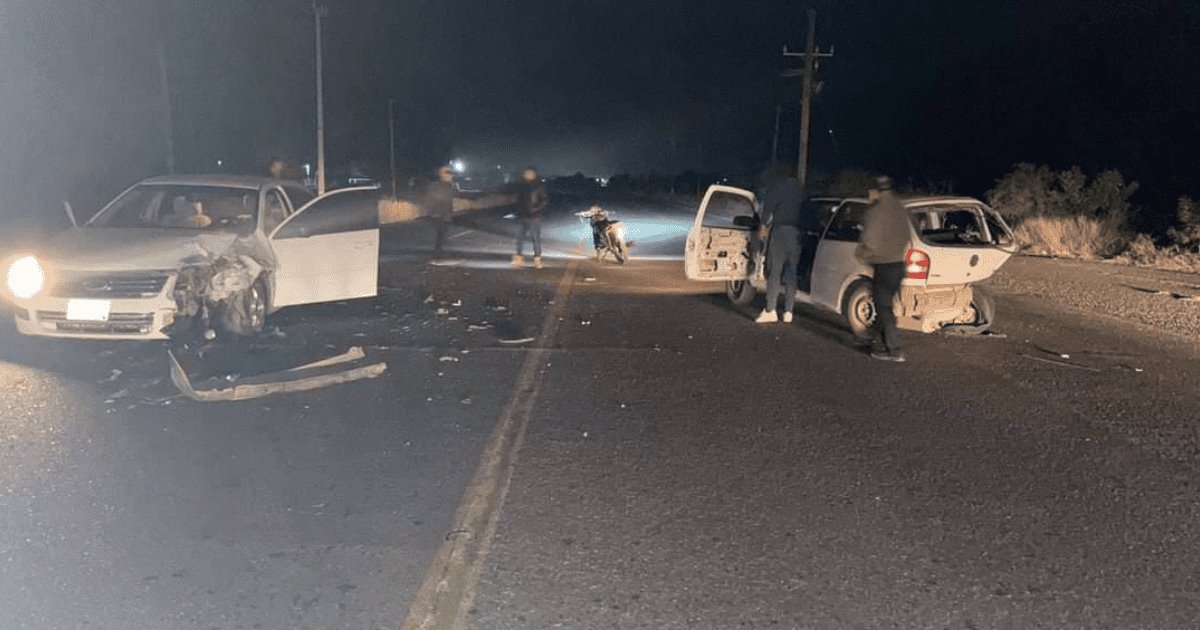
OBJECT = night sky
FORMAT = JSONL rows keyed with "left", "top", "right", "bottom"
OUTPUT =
{"left": 1, "top": 0, "right": 1198, "bottom": 218}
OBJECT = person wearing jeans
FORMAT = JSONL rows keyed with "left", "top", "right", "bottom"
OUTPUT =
{"left": 513, "top": 168, "right": 548, "bottom": 268}
{"left": 754, "top": 173, "right": 807, "bottom": 323}
{"left": 855, "top": 176, "right": 910, "bottom": 362}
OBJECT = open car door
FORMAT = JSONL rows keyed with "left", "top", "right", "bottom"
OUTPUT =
{"left": 268, "top": 186, "right": 380, "bottom": 309}
{"left": 684, "top": 185, "right": 759, "bottom": 281}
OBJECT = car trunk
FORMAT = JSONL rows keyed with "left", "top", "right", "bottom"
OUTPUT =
{"left": 907, "top": 203, "right": 1015, "bottom": 286}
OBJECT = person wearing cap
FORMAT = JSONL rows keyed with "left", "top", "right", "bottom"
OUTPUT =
{"left": 754, "top": 171, "right": 807, "bottom": 323}
{"left": 513, "top": 167, "right": 548, "bottom": 268}
{"left": 856, "top": 176, "right": 910, "bottom": 362}
{"left": 423, "top": 166, "right": 456, "bottom": 260}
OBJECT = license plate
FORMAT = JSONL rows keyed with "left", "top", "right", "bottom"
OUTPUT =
{"left": 66, "top": 299, "right": 112, "bottom": 322}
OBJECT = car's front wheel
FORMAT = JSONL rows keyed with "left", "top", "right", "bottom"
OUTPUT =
{"left": 842, "top": 279, "right": 876, "bottom": 340}
{"left": 725, "top": 279, "right": 756, "bottom": 306}
{"left": 218, "top": 278, "right": 268, "bottom": 336}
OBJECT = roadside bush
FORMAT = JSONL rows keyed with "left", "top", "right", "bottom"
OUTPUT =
{"left": 987, "top": 164, "right": 1138, "bottom": 258}
{"left": 1012, "top": 214, "right": 1130, "bottom": 259}
{"left": 1167, "top": 196, "right": 1200, "bottom": 251}
{"left": 987, "top": 164, "right": 1138, "bottom": 222}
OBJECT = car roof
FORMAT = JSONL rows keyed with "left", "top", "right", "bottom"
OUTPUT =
{"left": 840, "top": 195, "right": 988, "bottom": 208}
{"left": 138, "top": 174, "right": 275, "bottom": 190}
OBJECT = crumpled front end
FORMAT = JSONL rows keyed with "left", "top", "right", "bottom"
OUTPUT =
{"left": 15, "top": 271, "right": 181, "bottom": 340}
{"left": 13, "top": 250, "right": 269, "bottom": 341}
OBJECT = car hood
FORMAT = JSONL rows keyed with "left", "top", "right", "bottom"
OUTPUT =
{"left": 42, "top": 228, "right": 240, "bottom": 272}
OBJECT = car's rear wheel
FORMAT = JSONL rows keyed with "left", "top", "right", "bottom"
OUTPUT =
{"left": 725, "top": 279, "right": 756, "bottom": 306}
{"left": 842, "top": 279, "right": 876, "bottom": 339}
{"left": 218, "top": 278, "right": 268, "bottom": 336}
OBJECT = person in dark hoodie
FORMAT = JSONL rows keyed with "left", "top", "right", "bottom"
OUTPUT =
{"left": 754, "top": 172, "right": 807, "bottom": 323}
{"left": 855, "top": 176, "right": 910, "bottom": 362}
{"left": 423, "top": 166, "right": 456, "bottom": 260}
{"left": 513, "top": 167, "right": 548, "bottom": 268}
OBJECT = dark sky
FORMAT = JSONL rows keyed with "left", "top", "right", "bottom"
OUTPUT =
{"left": 2, "top": 0, "right": 1198, "bottom": 219}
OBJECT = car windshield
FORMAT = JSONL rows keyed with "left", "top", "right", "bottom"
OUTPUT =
{"left": 88, "top": 184, "right": 259, "bottom": 235}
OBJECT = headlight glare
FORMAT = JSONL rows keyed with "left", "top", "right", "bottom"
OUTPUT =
{"left": 6, "top": 256, "right": 46, "bottom": 300}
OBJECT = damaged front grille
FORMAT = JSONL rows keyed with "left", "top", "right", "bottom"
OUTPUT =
{"left": 36, "top": 311, "right": 157, "bottom": 335}
{"left": 49, "top": 273, "right": 171, "bottom": 299}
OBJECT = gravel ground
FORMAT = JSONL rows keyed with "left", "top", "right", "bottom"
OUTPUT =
{"left": 988, "top": 255, "right": 1200, "bottom": 341}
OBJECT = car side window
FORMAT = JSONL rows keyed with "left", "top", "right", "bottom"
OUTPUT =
{"left": 283, "top": 184, "right": 315, "bottom": 212}
{"left": 273, "top": 189, "right": 379, "bottom": 239}
{"left": 702, "top": 191, "right": 757, "bottom": 229}
{"left": 262, "top": 190, "right": 290, "bottom": 235}
{"left": 823, "top": 203, "right": 869, "bottom": 241}
{"left": 803, "top": 199, "right": 841, "bottom": 232}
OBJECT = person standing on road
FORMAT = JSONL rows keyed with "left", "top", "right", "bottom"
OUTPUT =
{"left": 513, "top": 168, "right": 548, "bottom": 269}
{"left": 423, "top": 166, "right": 456, "bottom": 260}
{"left": 856, "top": 176, "right": 910, "bottom": 362}
{"left": 268, "top": 157, "right": 288, "bottom": 180}
{"left": 754, "top": 173, "right": 807, "bottom": 323}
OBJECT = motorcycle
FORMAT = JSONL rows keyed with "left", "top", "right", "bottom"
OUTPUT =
{"left": 576, "top": 206, "right": 630, "bottom": 264}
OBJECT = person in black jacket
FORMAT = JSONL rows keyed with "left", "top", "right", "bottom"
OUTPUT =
{"left": 423, "top": 166, "right": 456, "bottom": 260}
{"left": 513, "top": 168, "right": 548, "bottom": 268}
{"left": 755, "top": 174, "right": 807, "bottom": 323}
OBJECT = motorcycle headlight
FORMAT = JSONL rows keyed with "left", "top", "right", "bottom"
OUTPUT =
{"left": 615, "top": 225, "right": 626, "bottom": 241}
{"left": 6, "top": 256, "right": 46, "bottom": 300}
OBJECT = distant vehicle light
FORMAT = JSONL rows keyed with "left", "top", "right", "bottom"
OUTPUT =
{"left": 451, "top": 159, "right": 466, "bottom": 174}
{"left": 6, "top": 256, "right": 46, "bottom": 300}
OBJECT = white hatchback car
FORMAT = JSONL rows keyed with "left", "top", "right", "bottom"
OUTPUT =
{"left": 2, "top": 175, "right": 381, "bottom": 340}
{"left": 685, "top": 185, "right": 1017, "bottom": 336}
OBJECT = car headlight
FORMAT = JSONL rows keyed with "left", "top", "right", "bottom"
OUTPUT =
{"left": 6, "top": 256, "right": 46, "bottom": 300}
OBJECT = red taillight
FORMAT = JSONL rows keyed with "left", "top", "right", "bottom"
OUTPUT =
{"left": 905, "top": 248, "right": 930, "bottom": 280}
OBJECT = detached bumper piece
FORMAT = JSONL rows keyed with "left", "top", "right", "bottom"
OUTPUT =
{"left": 168, "top": 346, "right": 388, "bottom": 402}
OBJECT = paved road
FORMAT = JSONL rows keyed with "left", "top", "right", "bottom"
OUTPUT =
{"left": 2, "top": 201, "right": 1199, "bottom": 628}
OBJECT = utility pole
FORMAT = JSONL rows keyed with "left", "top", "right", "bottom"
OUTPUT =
{"left": 313, "top": 1, "right": 327, "bottom": 195}
{"left": 153, "top": 2, "right": 175, "bottom": 174}
{"left": 771, "top": 104, "right": 782, "bottom": 167}
{"left": 388, "top": 98, "right": 398, "bottom": 198}
{"left": 783, "top": 9, "right": 834, "bottom": 188}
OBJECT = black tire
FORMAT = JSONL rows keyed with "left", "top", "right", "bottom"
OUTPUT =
{"left": 725, "top": 279, "right": 756, "bottom": 306}
{"left": 218, "top": 278, "right": 268, "bottom": 337}
{"left": 841, "top": 279, "right": 877, "bottom": 340}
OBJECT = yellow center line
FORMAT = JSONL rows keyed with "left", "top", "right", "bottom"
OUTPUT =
{"left": 402, "top": 246, "right": 582, "bottom": 630}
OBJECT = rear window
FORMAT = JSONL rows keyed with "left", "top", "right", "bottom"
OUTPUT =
{"left": 910, "top": 204, "right": 991, "bottom": 246}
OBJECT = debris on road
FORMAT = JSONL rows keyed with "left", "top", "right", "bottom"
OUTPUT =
{"left": 1019, "top": 353, "right": 1102, "bottom": 372}
{"left": 438, "top": 356, "right": 460, "bottom": 363}
{"left": 168, "top": 346, "right": 388, "bottom": 402}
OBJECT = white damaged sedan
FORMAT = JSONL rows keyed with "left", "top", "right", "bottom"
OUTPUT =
{"left": 2, "top": 175, "right": 381, "bottom": 340}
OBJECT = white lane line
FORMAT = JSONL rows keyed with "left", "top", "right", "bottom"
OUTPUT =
{"left": 402, "top": 247, "right": 582, "bottom": 630}
{"left": 448, "top": 230, "right": 473, "bottom": 240}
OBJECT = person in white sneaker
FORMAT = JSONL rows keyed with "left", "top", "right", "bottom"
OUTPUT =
{"left": 754, "top": 170, "right": 807, "bottom": 324}
{"left": 513, "top": 168, "right": 547, "bottom": 267}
